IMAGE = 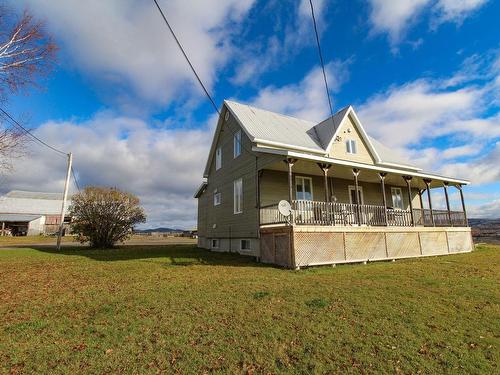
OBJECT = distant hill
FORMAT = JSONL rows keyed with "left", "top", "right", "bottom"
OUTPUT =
{"left": 469, "top": 218, "right": 500, "bottom": 243}
{"left": 134, "top": 227, "right": 184, "bottom": 233}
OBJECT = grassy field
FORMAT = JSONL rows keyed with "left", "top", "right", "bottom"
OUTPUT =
{"left": 0, "top": 243, "right": 498, "bottom": 374}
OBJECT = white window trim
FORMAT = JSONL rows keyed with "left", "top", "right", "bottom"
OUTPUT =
{"left": 234, "top": 178, "right": 243, "bottom": 214}
{"left": 233, "top": 130, "right": 241, "bottom": 158}
{"left": 211, "top": 239, "right": 219, "bottom": 249}
{"left": 215, "top": 147, "right": 222, "bottom": 170}
{"left": 346, "top": 139, "right": 357, "bottom": 154}
{"left": 240, "top": 239, "right": 251, "bottom": 252}
{"left": 391, "top": 187, "right": 404, "bottom": 210}
{"left": 213, "top": 189, "right": 221, "bottom": 206}
{"left": 348, "top": 185, "right": 364, "bottom": 205}
{"left": 295, "top": 176, "right": 314, "bottom": 201}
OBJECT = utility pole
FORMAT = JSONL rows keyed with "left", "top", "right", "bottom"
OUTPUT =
{"left": 57, "top": 152, "right": 72, "bottom": 250}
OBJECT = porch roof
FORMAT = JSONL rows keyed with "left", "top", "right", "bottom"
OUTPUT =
{"left": 253, "top": 146, "right": 469, "bottom": 188}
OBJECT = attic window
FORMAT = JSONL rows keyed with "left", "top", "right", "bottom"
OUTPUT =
{"left": 346, "top": 140, "right": 357, "bottom": 154}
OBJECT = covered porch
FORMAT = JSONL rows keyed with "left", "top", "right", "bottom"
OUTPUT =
{"left": 259, "top": 157, "right": 468, "bottom": 228}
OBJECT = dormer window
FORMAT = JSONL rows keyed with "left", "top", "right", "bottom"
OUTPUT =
{"left": 215, "top": 147, "right": 222, "bottom": 170}
{"left": 346, "top": 139, "right": 357, "bottom": 154}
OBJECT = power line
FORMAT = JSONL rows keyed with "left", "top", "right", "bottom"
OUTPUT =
{"left": 152, "top": 0, "right": 220, "bottom": 115}
{"left": 0, "top": 107, "right": 83, "bottom": 192}
{"left": 308, "top": 0, "right": 334, "bottom": 119}
{"left": 0, "top": 107, "right": 67, "bottom": 156}
{"left": 71, "top": 166, "right": 81, "bottom": 192}
{"left": 151, "top": 0, "right": 255, "bottom": 158}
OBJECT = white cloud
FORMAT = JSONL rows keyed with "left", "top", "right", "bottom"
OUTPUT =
{"left": 16, "top": 0, "right": 256, "bottom": 110}
{"left": 440, "top": 142, "right": 500, "bottom": 184}
{"left": 358, "top": 80, "right": 483, "bottom": 147}
{"left": 433, "top": 0, "right": 488, "bottom": 24}
{"left": 0, "top": 112, "right": 214, "bottom": 229}
{"left": 248, "top": 60, "right": 351, "bottom": 122}
{"left": 367, "top": 0, "right": 489, "bottom": 49}
{"left": 231, "top": 0, "right": 328, "bottom": 86}
{"left": 468, "top": 199, "right": 500, "bottom": 219}
{"left": 368, "top": 0, "right": 430, "bottom": 47}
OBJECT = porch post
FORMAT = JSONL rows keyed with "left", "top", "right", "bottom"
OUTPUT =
{"left": 284, "top": 158, "right": 297, "bottom": 224}
{"left": 423, "top": 179, "right": 434, "bottom": 226}
{"left": 456, "top": 184, "right": 468, "bottom": 226}
{"left": 403, "top": 176, "right": 415, "bottom": 226}
{"left": 318, "top": 163, "right": 333, "bottom": 225}
{"left": 284, "top": 158, "right": 296, "bottom": 203}
{"left": 352, "top": 168, "right": 361, "bottom": 225}
{"left": 317, "top": 163, "right": 332, "bottom": 203}
{"left": 418, "top": 189, "right": 424, "bottom": 210}
{"left": 378, "top": 172, "right": 388, "bottom": 226}
{"left": 443, "top": 182, "right": 452, "bottom": 226}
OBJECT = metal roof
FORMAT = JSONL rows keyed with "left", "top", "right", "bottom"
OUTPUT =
{"left": 224, "top": 100, "right": 420, "bottom": 169}
{"left": 0, "top": 191, "right": 71, "bottom": 216}
{"left": 5, "top": 190, "right": 68, "bottom": 200}
{"left": 225, "top": 100, "right": 324, "bottom": 152}
{"left": 0, "top": 213, "right": 42, "bottom": 222}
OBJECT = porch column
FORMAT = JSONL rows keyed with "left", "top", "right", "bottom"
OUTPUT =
{"left": 284, "top": 158, "right": 297, "bottom": 224}
{"left": 456, "top": 184, "right": 468, "bottom": 226}
{"left": 403, "top": 176, "right": 415, "bottom": 226}
{"left": 317, "top": 163, "right": 332, "bottom": 203}
{"left": 443, "top": 182, "right": 452, "bottom": 226}
{"left": 352, "top": 168, "right": 361, "bottom": 225}
{"left": 378, "top": 172, "right": 388, "bottom": 226}
{"left": 418, "top": 189, "right": 424, "bottom": 210}
{"left": 318, "top": 163, "right": 333, "bottom": 225}
{"left": 423, "top": 178, "right": 434, "bottom": 226}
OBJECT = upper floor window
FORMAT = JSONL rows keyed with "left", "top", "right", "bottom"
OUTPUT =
{"left": 234, "top": 178, "right": 243, "bottom": 214}
{"left": 346, "top": 139, "right": 357, "bottom": 154}
{"left": 234, "top": 130, "right": 241, "bottom": 158}
{"left": 213, "top": 189, "right": 221, "bottom": 206}
{"left": 215, "top": 147, "right": 222, "bottom": 170}
{"left": 391, "top": 187, "right": 403, "bottom": 210}
{"left": 295, "top": 176, "right": 313, "bottom": 201}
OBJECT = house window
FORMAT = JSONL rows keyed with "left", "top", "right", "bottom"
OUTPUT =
{"left": 211, "top": 239, "right": 219, "bottom": 249}
{"left": 348, "top": 185, "right": 364, "bottom": 205}
{"left": 241, "top": 239, "right": 251, "bottom": 251}
{"left": 213, "top": 189, "right": 221, "bottom": 206}
{"left": 215, "top": 147, "right": 222, "bottom": 170}
{"left": 295, "top": 176, "right": 313, "bottom": 200}
{"left": 234, "top": 178, "right": 243, "bottom": 214}
{"left": 346, "top": 139, "right": 357, "bottom": 154}
{"left": 234, "top": 130, "right": 241, "bottom": 158}
{"left": 391, "top": 187, "right": 404, "bottom": 210}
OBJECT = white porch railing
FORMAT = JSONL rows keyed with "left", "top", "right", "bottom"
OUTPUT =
{"left": 260, "top": 200, "right": 467, "bottom": 227}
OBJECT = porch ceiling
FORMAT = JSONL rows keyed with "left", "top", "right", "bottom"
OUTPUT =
{"left": 262, "top": 159, "right": 449, "bottom": 189}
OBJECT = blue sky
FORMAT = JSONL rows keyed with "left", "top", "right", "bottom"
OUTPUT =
{"left": 3, "top": 0, "right": 499, "bottom": 227}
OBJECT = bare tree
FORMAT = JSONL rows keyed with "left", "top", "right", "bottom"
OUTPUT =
{"left": 0, "top": 6, "right": 57, "bottom": 170}
{"left": 0, "top": 7, "right": 56, "bottom": 95}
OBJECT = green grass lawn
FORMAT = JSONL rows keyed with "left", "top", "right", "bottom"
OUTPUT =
{"left": 0, "top": 243, "right": 498, "bottom": 374}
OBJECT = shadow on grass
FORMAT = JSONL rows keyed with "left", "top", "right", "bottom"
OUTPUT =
{"left": 30, "top": 244, "right": 269, "bottom": 268}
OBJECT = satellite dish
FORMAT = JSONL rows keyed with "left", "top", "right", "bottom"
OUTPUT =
{"left": 278, "top": 200, "right": 292, "bottom": 217}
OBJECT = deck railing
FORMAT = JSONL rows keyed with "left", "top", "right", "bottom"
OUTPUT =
{"left": 260, "top": 200, "right": 468, "bottom": 227}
